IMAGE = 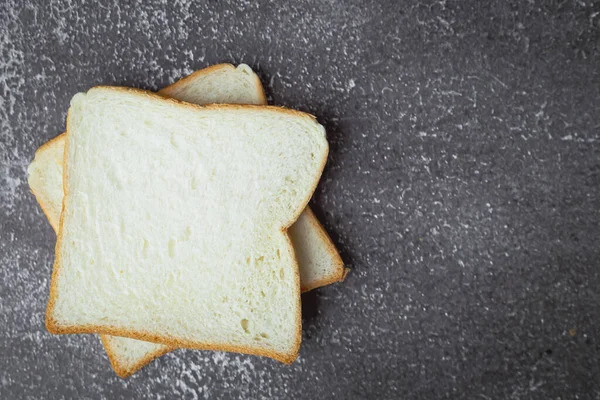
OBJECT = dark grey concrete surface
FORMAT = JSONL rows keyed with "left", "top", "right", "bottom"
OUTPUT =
{"left": 1, "top": 1, "right": 600, "bottom": 398}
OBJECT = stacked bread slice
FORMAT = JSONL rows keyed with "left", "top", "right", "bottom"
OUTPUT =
{"left": 28, "top": 64, "right": 345, "bottom": 377}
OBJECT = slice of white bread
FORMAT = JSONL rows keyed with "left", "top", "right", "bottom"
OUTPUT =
{"left": 46, "top": 86, "right": 329, "bottom": 366}
{"left": 28, "top": 64, "right": 344, "bottom": 377}
{"left": 289, "top": 207, "right": 346, "bottom": 291}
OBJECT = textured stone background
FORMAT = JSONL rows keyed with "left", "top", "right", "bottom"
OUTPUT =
{"left": 1, "top": 0, "right": 600, "bottom": 399}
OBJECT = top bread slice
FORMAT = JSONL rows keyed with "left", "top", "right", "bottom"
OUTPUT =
{"left": 46, "top": 86, "right": 328, "bottom": 363}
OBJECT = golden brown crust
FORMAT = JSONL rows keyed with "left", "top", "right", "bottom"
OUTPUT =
{"left": 100, "top": 335, "right": 176, "bottom": 379}
{"left": 299, "top": 207, "right": 346, "bottom": 293}
{"left": 45, "top": 86, "right": 322, "bottom": 365}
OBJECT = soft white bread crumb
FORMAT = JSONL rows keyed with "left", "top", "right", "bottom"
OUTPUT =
{"left": 46, "top": 86, "right": 328, "bottom": 363}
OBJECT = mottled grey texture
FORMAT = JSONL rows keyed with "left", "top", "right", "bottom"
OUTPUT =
{"left": 1, "top": 0, "right": 599, "bottom": 398}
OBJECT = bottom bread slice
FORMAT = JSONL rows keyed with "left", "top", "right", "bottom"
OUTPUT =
{"left": 28, "top": 64, "right": 344, "bottom": 377}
